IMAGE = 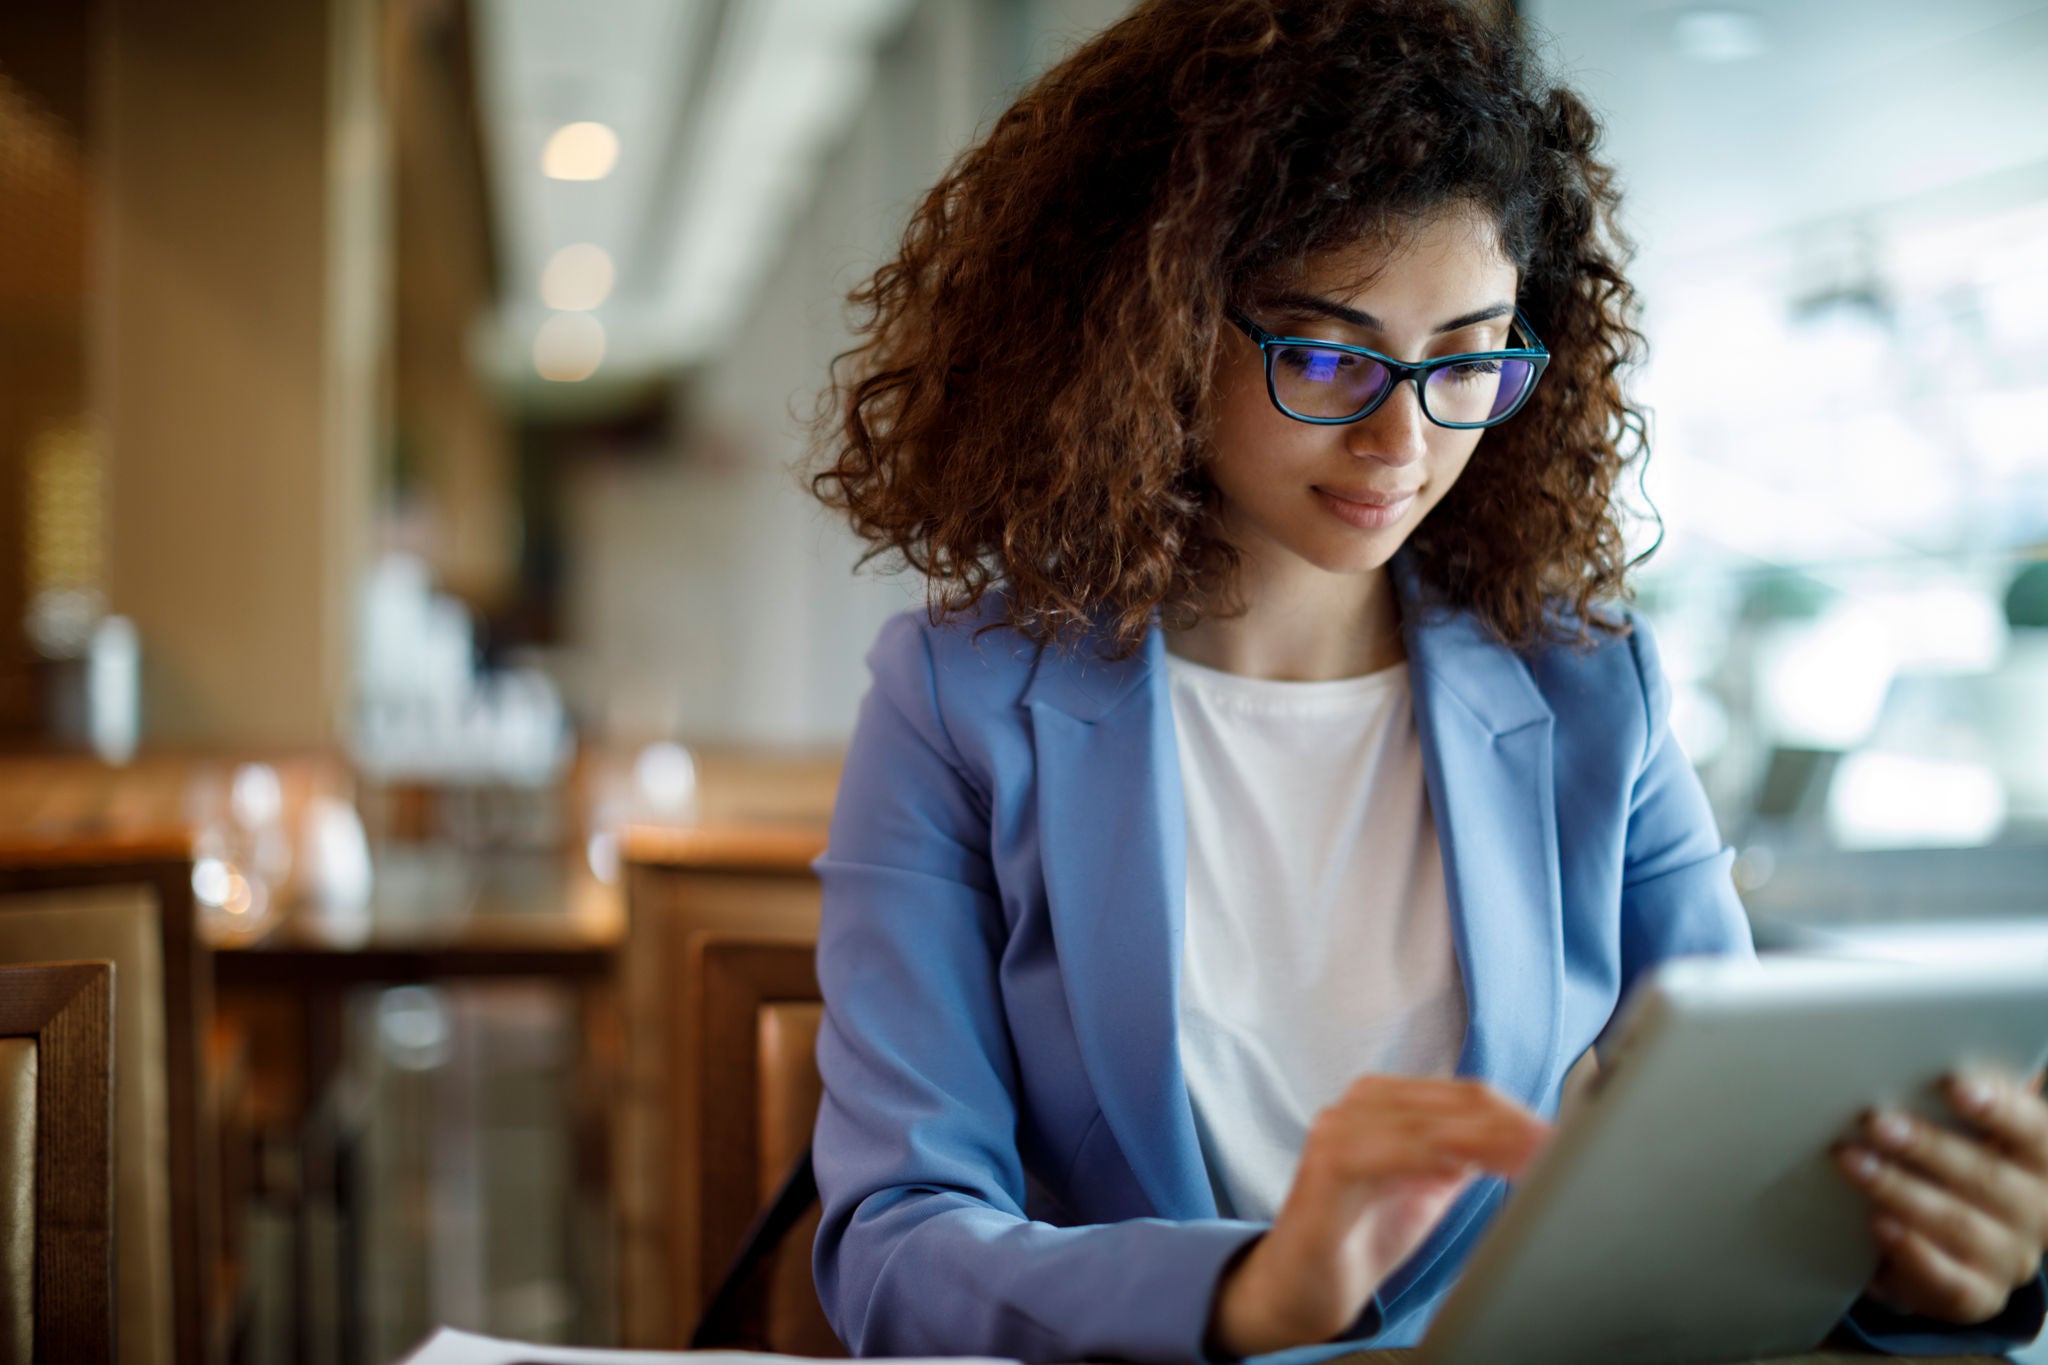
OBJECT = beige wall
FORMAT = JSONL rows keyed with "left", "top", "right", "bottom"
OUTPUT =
{"left": 97, "top": 0, "right": 384, "bottom": 747}
{"left": 0, "top": 6, "right": 93, "bottom": 739}
{"left": 391, "top": 0, "right": 512, "bottom": 612}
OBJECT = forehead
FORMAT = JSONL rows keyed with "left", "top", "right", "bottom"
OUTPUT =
{"left": 1286, "top": 206, "right": 1517, "bottom": 309}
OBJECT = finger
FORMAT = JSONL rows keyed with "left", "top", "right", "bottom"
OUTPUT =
{"left": 1324, "top": 1080, "right": 1552, "bottom": 1147}
{"left": 1835, "top": 1145, "right": 2040, "bottom": 1293}
{"left": 1286, "top": 1124, "right": 1482, "bottom": 1219}
{"left": 1339, "top": 1074, "right": 1541, "bottom": 1122}
{"left": 1307, "top": 1103, "right": 1533, "bottom": 1163}
{"left": 1946, "top": 1072, "right": 2048, "bottom": 1175}
{"left": 1313, "top": 1113, "right": 1549, "bottom": 1184}
{"left": 1310, "top": 1114, "right": 1536, "bottom": 1175}
{"left": 1321, "top": 1099, "right": 1551, "bottom": 1155}
{"left": 1857, "top": 1107, "right": 2048, "bottom": 1244}
{"left": 1343, "top": 1080, "right": 1540, "bottom": 1113}
{"left": 1865, "top": 1217, "right": 2020, "bottom": 1326}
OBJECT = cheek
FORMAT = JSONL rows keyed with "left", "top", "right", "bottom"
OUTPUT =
{"left": 1424, "top": 436, "right": 1486, "bottom": 502}
{"left": 1206, "top": 360, "right": 1303, "bottom": 488}
{"left": 1395, "top": 433, "right": 1486, "bottom": 526}
{"left": 1210, "top": 355, "right": 1276, "bottom": 448}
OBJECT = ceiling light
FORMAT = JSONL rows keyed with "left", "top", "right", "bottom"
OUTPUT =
{"left": 541, "top": 243, "right": 616, "bottom": 310}
{"left": 534, "top": 313, "right": 606, "bottom": 382}
{"left": 1672, "top": 7, "right": 1767, "bottom": 63}
{"left": 542, "top": 122, "right": 620, "bottom": 180}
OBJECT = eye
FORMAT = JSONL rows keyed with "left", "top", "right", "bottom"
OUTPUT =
{"left": 1275, "top": 346, "right": 1361, "bottom": 381}
{"left": 1440, "top": 359, "right": 1503, "bottom": 382}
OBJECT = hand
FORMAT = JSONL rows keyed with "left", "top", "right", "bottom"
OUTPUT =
{"left": 1205, "top": 1076, "right": 1552, "bottom": 1358}
{"left": 1832, "top": 1069, "right": 2048, "bottom": 1326}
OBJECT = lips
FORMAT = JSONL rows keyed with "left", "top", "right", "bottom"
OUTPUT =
{"left": 1314, "top": 485, "right": 1420, "bottom": 507}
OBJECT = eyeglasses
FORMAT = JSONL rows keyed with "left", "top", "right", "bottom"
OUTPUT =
{"left": 1226, "top": 306, "right": 1550, "bottom": 429}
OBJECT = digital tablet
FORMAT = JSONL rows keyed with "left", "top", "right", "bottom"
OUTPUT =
{"left": 1416, "top": 952, "right": 2048, "bottom": 1365}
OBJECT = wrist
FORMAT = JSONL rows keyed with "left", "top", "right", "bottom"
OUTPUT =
{"left": 1206, "top": 1234, "right": 1331, "bottom": 1358}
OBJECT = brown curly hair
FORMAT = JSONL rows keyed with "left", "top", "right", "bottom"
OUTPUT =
{"left": 807, "top": 0, "right": 1651, "bottom": 658}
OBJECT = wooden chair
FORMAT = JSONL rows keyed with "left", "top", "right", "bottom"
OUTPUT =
{"left": 0, "top": 959, "right": 115, "bottom": 1364}
{"left": 0, "top": 884, "right": 181, "bottom": 1365}
{"left": 616, "top": 826, "right": 826, "bottom": 1346}
{"left": 681, "top": 933, "right": 840, "bottom": 1356}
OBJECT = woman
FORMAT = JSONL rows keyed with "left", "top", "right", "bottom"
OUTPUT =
{"left": 802, "top": 1, "right": 2048, "bottom": 1360}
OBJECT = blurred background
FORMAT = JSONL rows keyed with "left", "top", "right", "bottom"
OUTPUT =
{"left": 1, "top": 0, "right": 2044, "bottom": 1362}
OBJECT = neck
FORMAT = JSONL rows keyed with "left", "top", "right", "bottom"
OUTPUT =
{"left": 1164, "top": 547, "right": 1406, "bottom": 681}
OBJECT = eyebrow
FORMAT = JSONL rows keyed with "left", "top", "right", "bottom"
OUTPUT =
{"left": 1264, "top": 291, "right": 1515, "bottom": 336}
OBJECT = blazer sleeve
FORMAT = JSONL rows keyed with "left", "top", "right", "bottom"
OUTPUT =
{"left": 1613, "top": 614, "right": 1755, "bottom": 1002}
{"left": 809, "top": 613, "right": 1268, "bottom": 1363}
{"left": 1618, "top": 616, "right": 2047, "bottom": 1356}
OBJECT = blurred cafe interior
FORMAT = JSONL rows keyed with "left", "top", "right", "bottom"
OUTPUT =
{"left": 1, "top": 0, "right": 2046, "bottom": 1362}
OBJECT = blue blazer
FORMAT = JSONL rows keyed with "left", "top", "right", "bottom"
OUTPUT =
{"left": 808, "top": 550, "right": 2045, "bottom": 1364}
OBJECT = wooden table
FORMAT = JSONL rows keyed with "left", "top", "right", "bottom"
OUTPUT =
{"left": 210, "top": 845, "right": 620, "bottom": 982}
{"left": 0, "top": 745, "right": 849, "bottom": 1358}
{"left": 206, "top": 845, "right": 625, "bottom": 1360}
{"left": 0, "top": 794, "right": 626, "bottom": 1360}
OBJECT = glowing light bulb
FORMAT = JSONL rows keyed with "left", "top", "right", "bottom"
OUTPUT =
{"left": 541, "top": 243, "right": 615, "bottom": 311}
{"left": 542, "top": 122, "right": 619, "bottom": 180}
{"left": 534, "top": 313, "right": 606, "bottom": 382}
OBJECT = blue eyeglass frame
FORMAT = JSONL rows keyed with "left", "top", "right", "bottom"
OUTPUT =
{"left": 1226, "top": 305, "right": 1552, "bottom": 429}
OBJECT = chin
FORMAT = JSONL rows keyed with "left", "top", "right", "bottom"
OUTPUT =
{"left": 1292, "top": 527, "right": 1407, "bottom": 575}
{"left": 1226, "top": 496, "right": 1419, "bottom": 576}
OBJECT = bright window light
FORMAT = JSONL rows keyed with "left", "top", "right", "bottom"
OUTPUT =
{"left": 1826, "top": 751, "right": 2007, "bottom": 850}
{"left": 1760, "top": 613, "right": 1896, "bottom": 750}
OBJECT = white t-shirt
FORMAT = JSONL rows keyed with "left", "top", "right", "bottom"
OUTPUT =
{"left": 1166, "top": 650, "right": 1467, "bottom": 1223}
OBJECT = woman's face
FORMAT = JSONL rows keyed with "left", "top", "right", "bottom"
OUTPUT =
{"left": 1205, "top": 204, "right": 1522, "bottom": 580}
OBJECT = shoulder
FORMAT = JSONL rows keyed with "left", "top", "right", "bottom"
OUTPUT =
{"left": 864, "top": 585, "right": 1044, "bottom": 708}
{"left": 859, "top": 587, "right": 1053, "bottom": 787}
{"left": 1516, "top": 598, "right": 1675, "bottom": 766}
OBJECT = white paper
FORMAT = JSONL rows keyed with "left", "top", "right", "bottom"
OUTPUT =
{"left": 398, "top": 1326, "right": 1020, "bottom": 1365}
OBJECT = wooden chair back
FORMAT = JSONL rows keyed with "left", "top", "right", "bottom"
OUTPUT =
{"left": 685, "top": 933, "right": 839, "bottom": 1355}
{"left": 616, "top": 826, "right": 826, "bottom": 1346}
{"left": 0, "top": 959, "right": 115, "bottom": 1365}
{"left": 0, "top": 883, "right": 180, "bottom": 1365}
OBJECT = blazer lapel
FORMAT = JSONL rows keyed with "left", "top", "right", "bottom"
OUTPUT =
{"left": 1376, "top": 549, "right": 1567, "bottom": 1306}
{"left": 1391, "top": 553, "right": 1566, "bottom": 1111}
{"left": 1024, "top": 624, "right": 1217, "bottom": 1221}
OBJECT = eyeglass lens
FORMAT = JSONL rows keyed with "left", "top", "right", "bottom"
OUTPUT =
{"left": 1270, "top": 343, "right": 1538, "bottom": 425}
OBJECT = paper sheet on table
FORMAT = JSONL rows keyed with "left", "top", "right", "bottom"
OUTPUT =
{"left": 398, "top": 1326, "right": 1021, "bottom": 1365}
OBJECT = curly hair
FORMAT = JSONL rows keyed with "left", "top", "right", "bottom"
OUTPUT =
{"left": 807, "top": 0, "right": 1651, "bottom": 658}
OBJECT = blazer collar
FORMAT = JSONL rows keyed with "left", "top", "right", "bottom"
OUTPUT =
{"left": 1019, "top": 547, "right": 1551, "bottom": 738}
{"left": 1022, "top": 546, "right": 1568, "bottom": 1270}
{"left": 1017, "top": 610, "right": 1159, "bottom": 722}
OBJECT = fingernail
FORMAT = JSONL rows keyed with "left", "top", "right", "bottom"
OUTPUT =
{"left": 1874, "top": 1215, "right": 1905, "bottom": 1244}
{"left": 1953, "top": 1077, "right": 1993, "bottom": 1114}
{"left": 1869, "top": 1112, "right": 1911, "bottom": 1150}
{"left": 1844, "top": 1147, "right": 1881, "bottom": 1181}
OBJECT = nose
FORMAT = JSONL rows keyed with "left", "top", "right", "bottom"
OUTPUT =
{"left": 1343, "top": 377, "right": 1431, "bottom": 469}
